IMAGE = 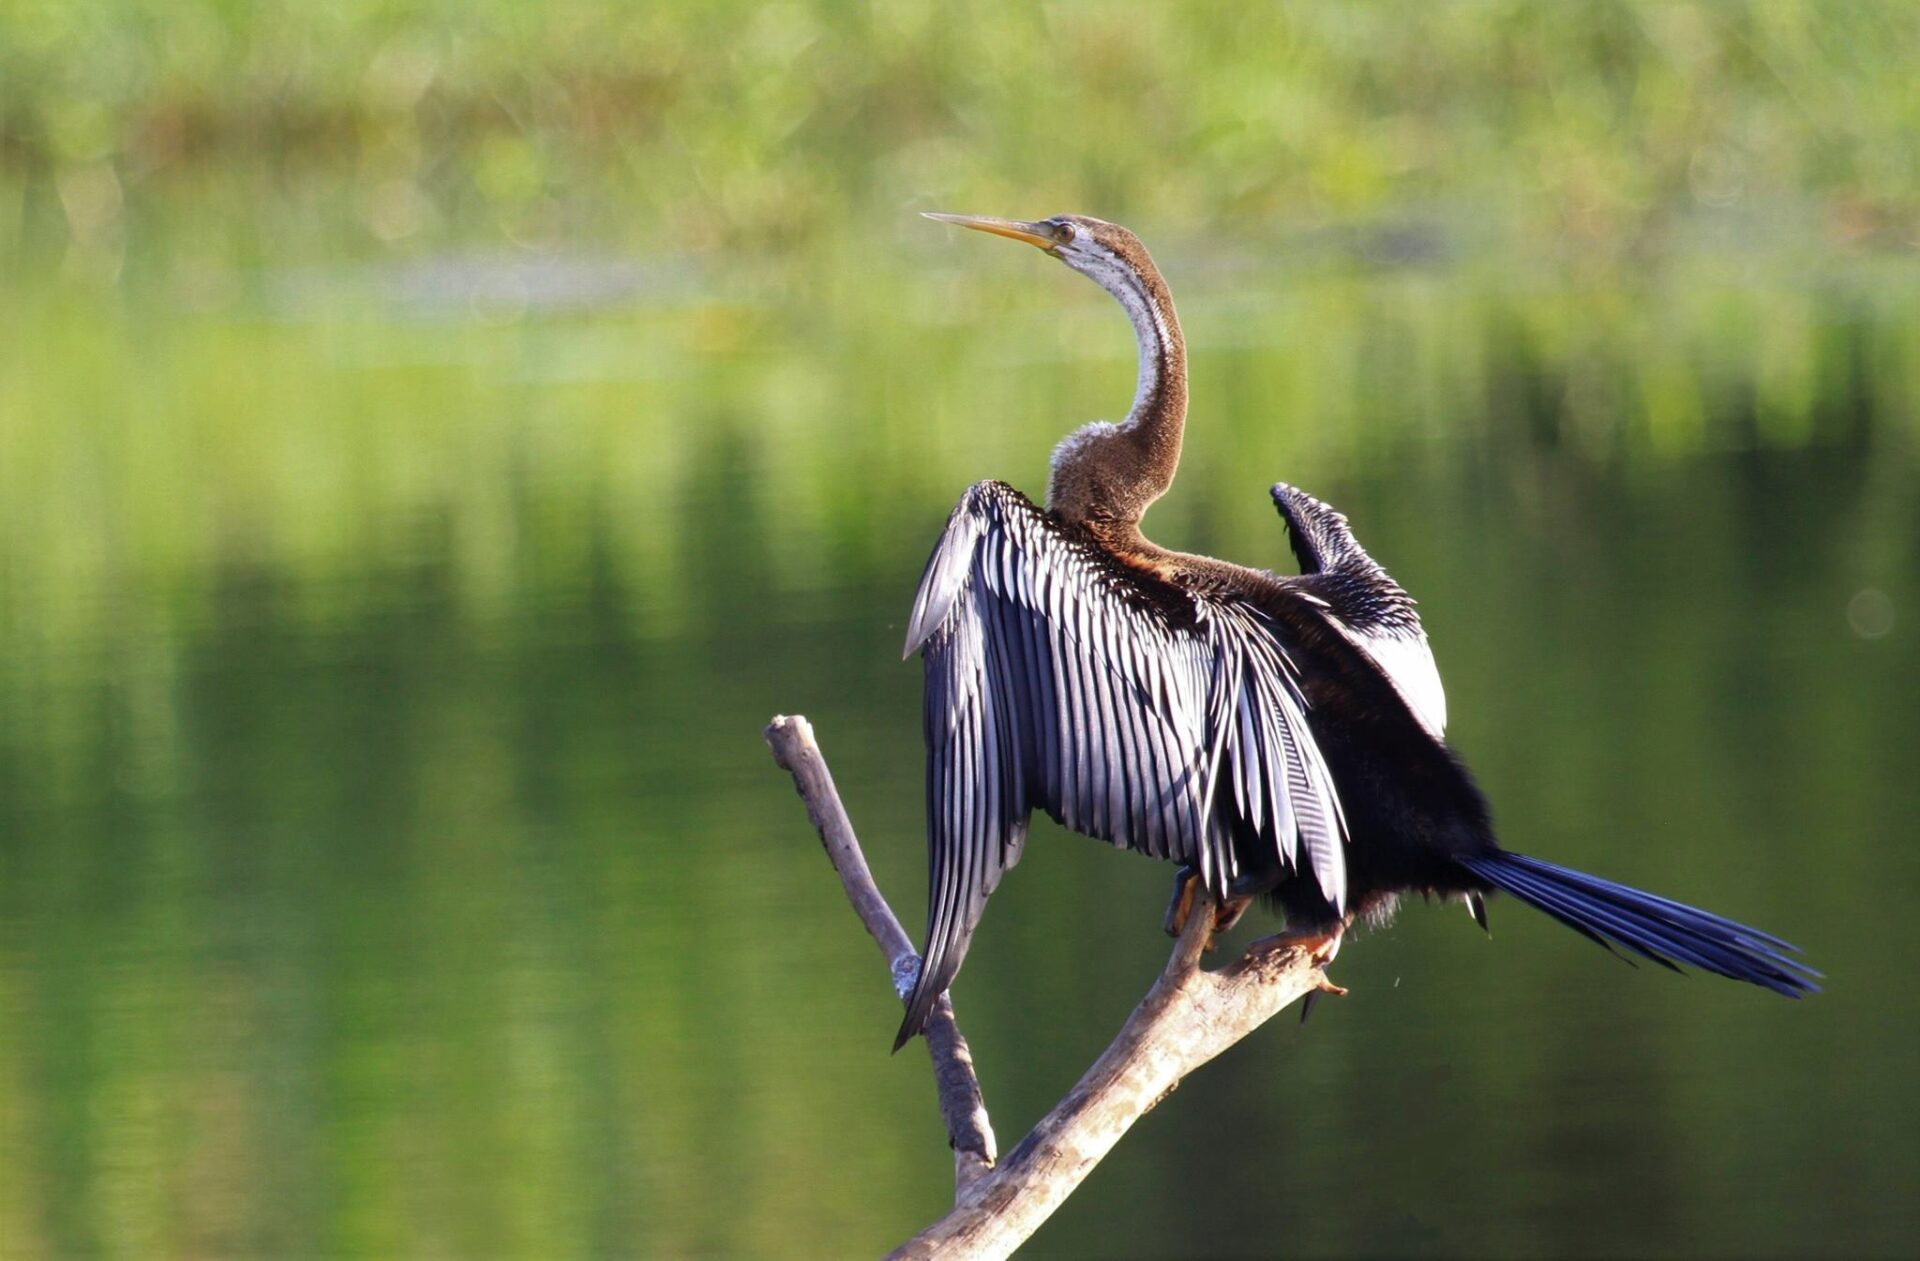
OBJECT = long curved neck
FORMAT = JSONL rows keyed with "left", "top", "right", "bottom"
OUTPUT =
{"left": 1047, "top": 257, "right": 1188, "bottom": 532}
{"left": 1115, "top": 264, "right": 1187, "bottom": 475}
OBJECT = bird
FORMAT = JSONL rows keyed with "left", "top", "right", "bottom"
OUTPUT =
{"left": 894, "top": 212, "right": 1817, "bottom": 1050}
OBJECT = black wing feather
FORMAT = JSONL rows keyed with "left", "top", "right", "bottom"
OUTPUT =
{"left": 895, "top": 481, "right": 1346, "bottom": 1048}
{"left": 1270, "top": 482, "right": 1449, "bottom": 738}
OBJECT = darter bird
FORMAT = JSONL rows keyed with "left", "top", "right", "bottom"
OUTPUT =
{"left": 895, "top": 212, "right": 1816, "bottom": 1050}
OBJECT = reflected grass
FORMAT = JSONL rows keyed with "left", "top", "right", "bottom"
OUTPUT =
{"left": 3, "top": 229, "right": 1915, "bottom": 682}
{"left": 0, "top": 231, "right": 1915, "bottom": 1252}
{"left": 2, "top": 5, "right": 1918, "bottom": 1252}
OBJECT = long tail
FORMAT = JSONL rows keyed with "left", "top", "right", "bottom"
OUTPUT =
{"left": 1455, "top": 852, "right": 1820, "bottom": 998}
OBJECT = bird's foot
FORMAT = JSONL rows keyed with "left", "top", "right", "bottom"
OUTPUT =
{"left": 1242, "top": 927, "right": 1349, "bottom": 1024}
{"left": 1162, "top": 869, "right": 1254, "bottom": 953}
{"left": 1162, "top": 868, "right": 1201, "bottom": 939}
{"left": 1247, "top": 925, "right": 1346, "bottom": 968}
{"left": 1297, "top": 974, "right": 1352, "bottom": 1025}
{"left": 1213, "top": 894, "right": 1252, "bottom": 936}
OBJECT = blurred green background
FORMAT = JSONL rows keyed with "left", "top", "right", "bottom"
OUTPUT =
{"left": 1, "top": 2, "right": 1916, "bottom": 1257}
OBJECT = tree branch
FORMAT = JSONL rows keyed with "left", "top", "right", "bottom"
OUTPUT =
{"left": 765, "top": 714, "right": 996, "bottom": 1190}
{"left": 766, "top": 713, "right": 1337, "bottom": 1259}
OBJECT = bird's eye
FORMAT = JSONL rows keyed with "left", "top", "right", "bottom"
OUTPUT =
{"left": 1050, "top": 220, "right": 1076, "bottom": 245}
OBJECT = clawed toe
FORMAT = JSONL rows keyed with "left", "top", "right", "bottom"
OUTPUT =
{"left": 1213, "top": 895, "right": 1251, "bottom": 935}
{"left": 1249, "top": 926, "right": 1344, "bottom": 967}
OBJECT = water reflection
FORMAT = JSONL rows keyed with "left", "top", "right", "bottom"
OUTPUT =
{"left": 0, "top": 252, "right": 1915, "bottom": 1257}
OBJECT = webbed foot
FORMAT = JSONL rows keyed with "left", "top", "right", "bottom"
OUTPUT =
{"left": 1163, "top": 868, "right": 1256, "bottom": 952}
{"left": 1247, "top": 924, "right": 1346, "bottom": 967}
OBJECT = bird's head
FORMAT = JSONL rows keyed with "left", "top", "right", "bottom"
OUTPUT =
{"left": 924, "top": 212, "right": 1186, "bottom": 529}
{"left": 923, "top": 212, "right": 1158, "bottom": 295}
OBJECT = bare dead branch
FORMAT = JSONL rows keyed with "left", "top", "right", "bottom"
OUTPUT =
{"left": 766, "top": 713, "right": 1334, "bottom": 1259}
{"left": 765, "top": 714, "right": 997, "bottom": 1190}
{"left": 887, "top": 927, "right": 1330, "bottom": 1258}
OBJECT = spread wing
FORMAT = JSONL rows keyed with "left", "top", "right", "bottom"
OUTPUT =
{"left": 895, "top": 480, "right": 1345, "bottom": 1048}
{"left": 1270, "top": 482, "right": 1447, "bottom": 739}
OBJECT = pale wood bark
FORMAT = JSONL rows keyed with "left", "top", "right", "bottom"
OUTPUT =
{"left": 766, "top": 714, "right": 996, "bottom": 1188}
{"left": 765, "top": 713, "right": 1337, "bottom": 1259}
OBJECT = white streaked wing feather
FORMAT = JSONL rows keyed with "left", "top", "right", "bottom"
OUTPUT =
{"left": 1268, "top": 481, "right": 1449, "bottom": 742}
{"left": 1346, "top": 627, "right": 1448, "bottom": 738}
{"left": 896, "top": 480, "right": 1350, "bottom": 1046}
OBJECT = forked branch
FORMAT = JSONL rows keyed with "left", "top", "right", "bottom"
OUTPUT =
{"left": 765, "top": 714, "right": 1334, "bottom": 1260}
{"left": 766, "top": 714, "right": 996, "bottom": 1188}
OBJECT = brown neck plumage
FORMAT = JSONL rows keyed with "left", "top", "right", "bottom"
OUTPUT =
{"left": 1045, "top": 248, "right": 1188, "bottom": 539}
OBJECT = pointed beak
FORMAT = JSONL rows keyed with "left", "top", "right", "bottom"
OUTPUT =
{"left": 922, "top": 212, "right": 1061, "bottom": 252}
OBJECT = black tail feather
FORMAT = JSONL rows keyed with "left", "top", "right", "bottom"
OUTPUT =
{"left": 1456, "top": 852, "right": 1820, "bottom": 998}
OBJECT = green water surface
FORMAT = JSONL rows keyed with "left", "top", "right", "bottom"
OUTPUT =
{"left": 3, "top": 5, "right": 1919, "bottom": 1256}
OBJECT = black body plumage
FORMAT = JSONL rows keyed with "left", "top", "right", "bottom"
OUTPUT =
{"left": 897, "top": 214, "right": 1816, "bottom": 1050}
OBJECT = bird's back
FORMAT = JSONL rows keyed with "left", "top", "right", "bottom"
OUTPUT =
{"left": 1145, "top": 549, "right": 1500, "bottom": 926}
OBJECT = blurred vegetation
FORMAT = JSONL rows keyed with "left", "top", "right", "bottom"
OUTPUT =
{"left": 5, "top": 1, "right": 1920, "bottom": 255}
{"left": 0, "top": 5, "right": 1917, "bottom": 1256}
{"left": 1, "top": 0, "right": 1916, "bottom": 881}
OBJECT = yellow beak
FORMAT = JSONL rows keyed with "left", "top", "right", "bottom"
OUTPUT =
{"left": 922, "top": 212, "right": 1060, "bottom": 251}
